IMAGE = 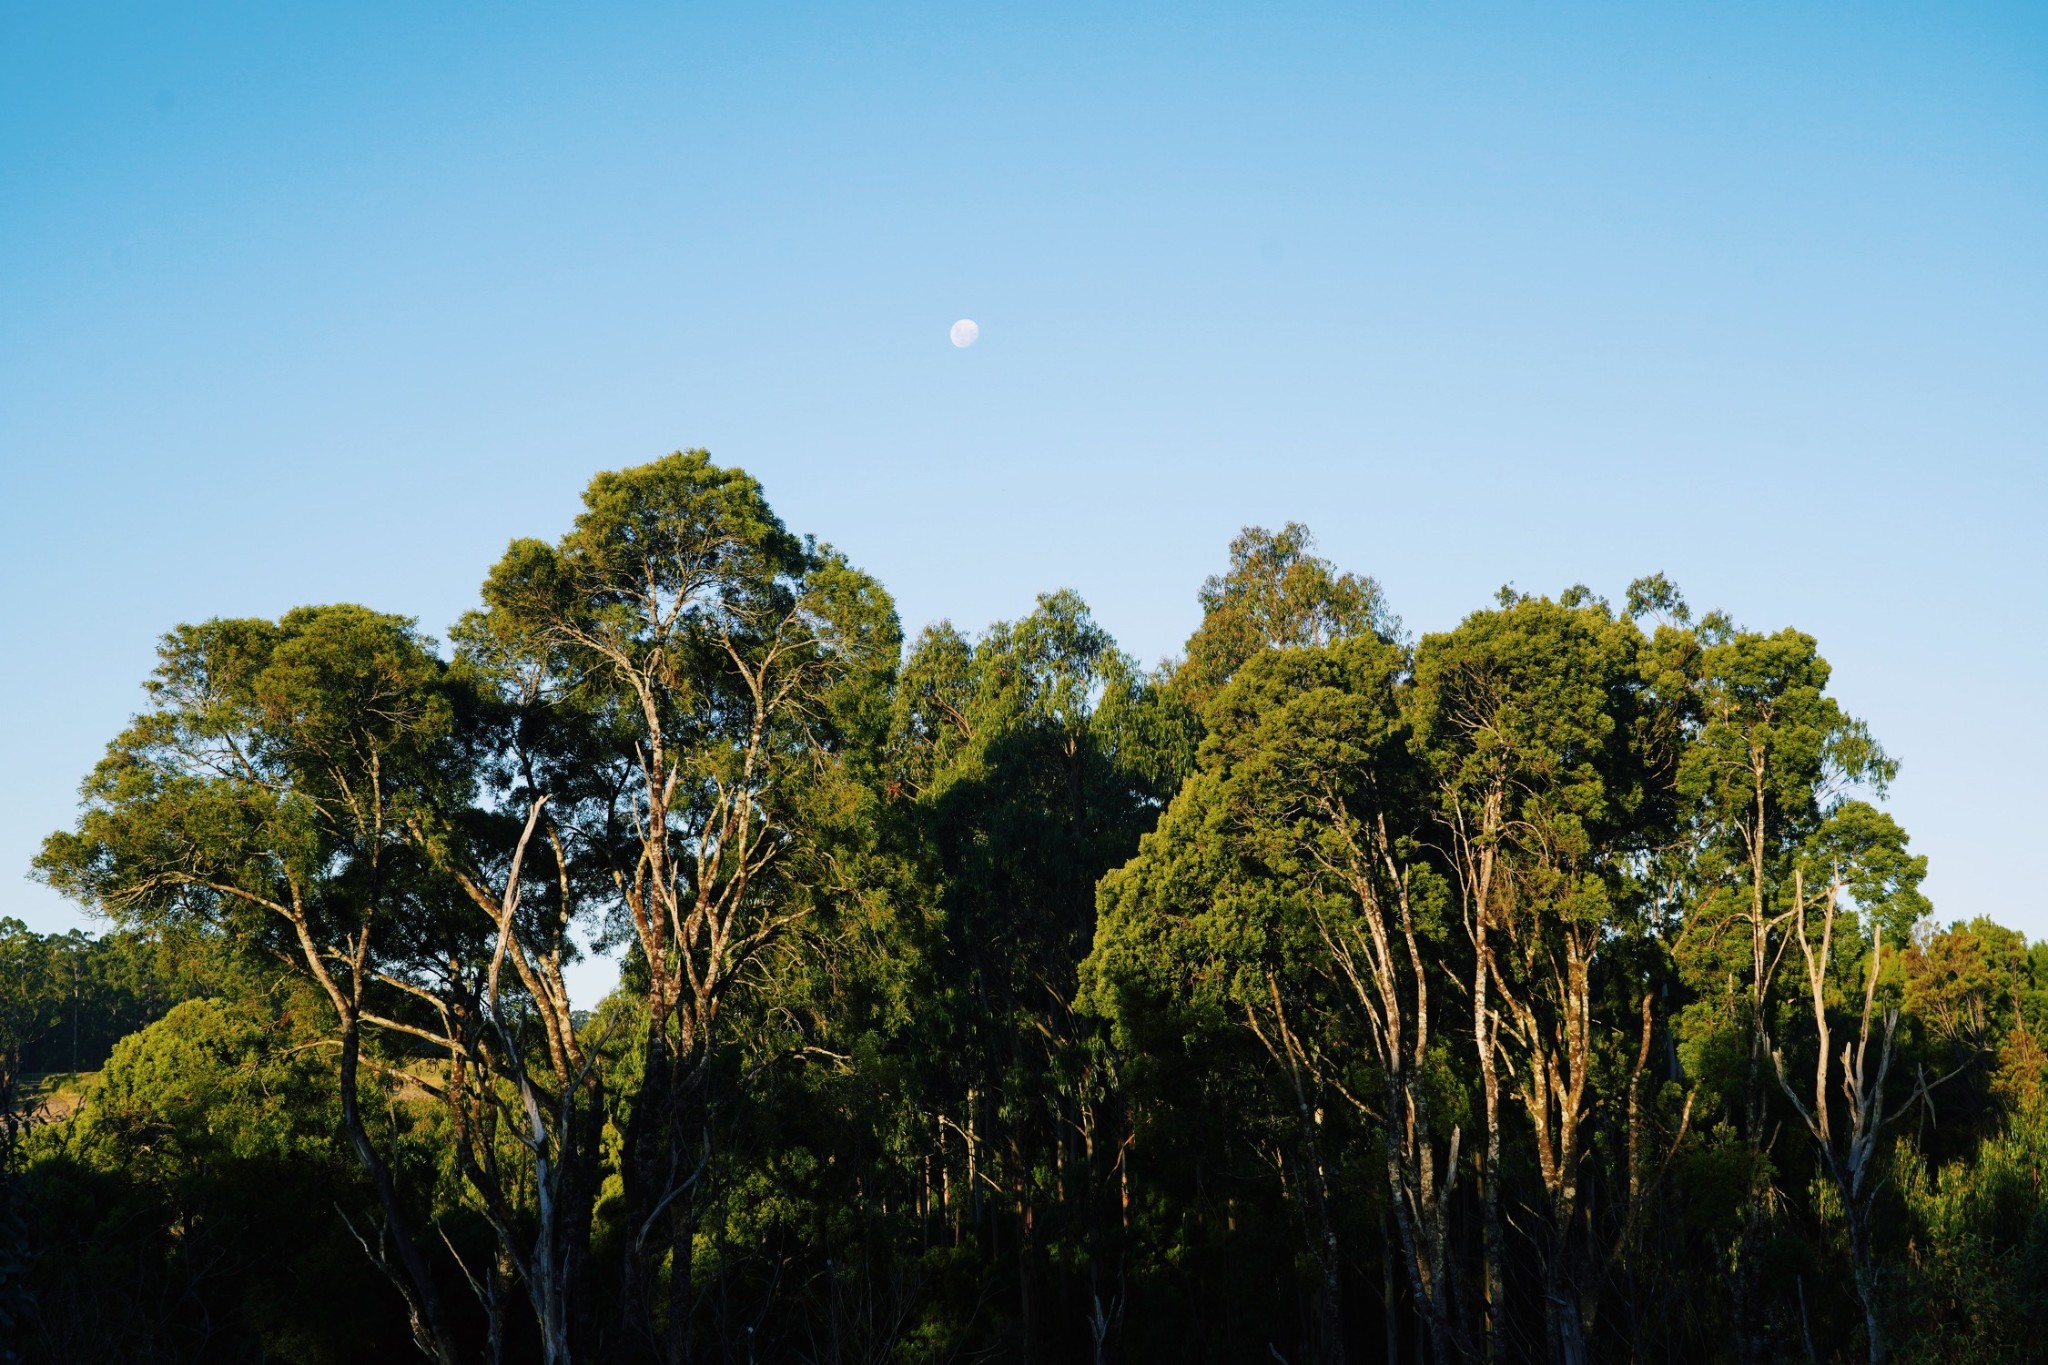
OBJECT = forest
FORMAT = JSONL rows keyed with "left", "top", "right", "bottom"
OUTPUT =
{"left": 4, "top": 450, "right": 2045, "bottom": 1365}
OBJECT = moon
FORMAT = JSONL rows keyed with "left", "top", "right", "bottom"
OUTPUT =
{"left": 949, "top": 318, "right": 980, "bottom": 348}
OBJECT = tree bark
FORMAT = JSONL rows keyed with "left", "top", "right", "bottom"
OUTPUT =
{"left": 337, "top": 1021, "right": 461, "bottom": 1365}
{"left": 620, "top": 1026, "right": 673, "bottom": 1363}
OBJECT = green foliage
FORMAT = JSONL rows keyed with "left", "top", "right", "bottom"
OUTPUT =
{"left": 32, "top": 604, "right": 465, "bottom": 962}
{"left": 23, "top": 460, "right": 2041, "bottom": 1365}
{"left": 1174, "top": 522, "right": 1396, "bottom": 709}
{"left": 1894, "top": 1109, "right": 2048, "bottom": 1364}
{"left": 16, "top": 989, "right": 416, "bottom": 1363}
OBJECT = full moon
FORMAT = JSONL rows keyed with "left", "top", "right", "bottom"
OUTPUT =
{"left": 949, "top": 318, "right": 980, "bottom": 348}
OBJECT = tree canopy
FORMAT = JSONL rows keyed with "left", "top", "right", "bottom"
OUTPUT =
{"left": 9, "top": 457, "right": 2043, "bottom": 1365}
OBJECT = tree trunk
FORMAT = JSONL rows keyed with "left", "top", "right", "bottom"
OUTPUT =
{"left": 666, "top": 1182, "right": 696, "bottom": 1365}
{"left": 486, "top": 1243, "right": 510, "bottom": 1365}
{"left": 566, "top": 1076, "right": 604, "bottom": 1358}
{"left": 1846, "top": 1203, "right": 1887, "bottom": 1365}
{"left": 1476, "top": 1012, "right": 1506, "bottom": 1365}
{"left": 336, "top": 1023, "right": 462, "bottom": 1365}
{"left": 1300, "top": 1121, "right": 1347, "bottom": 1365}
{"left": 1544, "top": 1252, "right": 1589, "bottom": 1365}
{"left": 1380, "top": 1147, "right": 1453, "bottom": 1365}
{"left": 620, "top": 1025, "right": 673, "bottom": 1363}
{"left": 1469, "top": 833, "right": 1506, "bottom": 1365}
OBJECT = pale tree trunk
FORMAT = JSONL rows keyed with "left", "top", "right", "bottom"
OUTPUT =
{"left": 477, "top": 797, "right": 591, "bottom": 1365}
{"left": 593, "top": 608, "right": 825, "bottom": 1362}
{"left": 1483, "top": 871, "right": 1611, "bottom": 1365}
{"left": 410, "top": 795, "right": 605, "bottom": 1365}
{"left": 335, "top": 1018, "right": 462, "bottom": 1365}
{"left": 1543, "top": 1248, "right": 1590, "bottom": 1365}
{"left": 1447, "top": 787, "right": 1506, "bottom": 1365}
{"left": 1248, "top": 992, "right": 1346, "bottom": 1365}
{"left": 1474, "top": 958, "right": 1506, "bottom": 1365}
{"left": 1308, "top": 800, "right": 1467, "bottom": 1363}
{"left": 1731, "top": 749, "right": 1788, "bottom": 1365}
{"left": 282, "top": 900, "right": 460, "bottom": 1365}
{"left": 1772, "top": 870, "right": 1911, "bottom": 1365}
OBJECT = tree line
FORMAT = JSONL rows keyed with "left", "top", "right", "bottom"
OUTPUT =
{"left": 6, "top": 450, "right": 2046, "bottom": 1364}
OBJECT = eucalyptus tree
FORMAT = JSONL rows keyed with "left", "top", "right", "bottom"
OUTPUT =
{"left": 1409, "top": 590, "right": 1667, "bottom": 1365}
{"left": 1172, "top": 523, "right": 1393, "bottom": 706}
{"left": 33, "top": 601, "right": 644, "bottom": 1365}
{"left": 1090, "top": 636, "right": 1476, "bottom": 1365}
{"left": 468, "top": 450, "right": 899, "bottom": 1364}
{"left": 1667, "top": 616, "right": 1901, "bottom": 1362}
{"left": 1769, "top": 805, "right": 1930, "bottom": 1365}
{"left": 36, "top": 605, "right": 474, "bottom": 1364}
{"left": 1075, "top": 526, "right": 1407, "bottom": 1361}
{"left": 377, "top": 779, "right": 600, "bottom": 1365}
{"left": 438, "top": 594, "right": 648, "bottom": 1364}
{"left": 1157, "top": 523, "right": 1396, "bottom": 796}
{"left": 889, "top": 589, "right": 1168, "bottom": 1361}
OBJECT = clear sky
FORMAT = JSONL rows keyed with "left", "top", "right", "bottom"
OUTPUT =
{"left": 4, "top": 2, "right": 2043, "bottom": 1006}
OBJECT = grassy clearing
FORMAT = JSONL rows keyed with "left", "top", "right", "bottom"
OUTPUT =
{"left": 20, "top": 1071, "right": 97, "bottom": 1124}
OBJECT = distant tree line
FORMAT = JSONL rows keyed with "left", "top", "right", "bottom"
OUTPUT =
{"left": 7, "top": 450, "right": 2047, "bottom": 1364}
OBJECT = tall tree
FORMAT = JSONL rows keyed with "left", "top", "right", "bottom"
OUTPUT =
{"left": 1668, "top": 618, "right": 1898, "bottom": 1362}
{"left": 1770, "top": 803, "right": 1931, "bottom": 1365}
{"left": 1173, "top": 523, "right": 1393, "bottom": 704}
{"left": 1410, "top": 590, "right": 1661, "bottom": 1365}
{"left": 469, "top": 450, "right": 899, "bottom": 1364}
{"left": 37, "top": 606, "right": 471, "bottom": 1363}
{"left": 1091, "top": 636, "right": 1474, "bottom": 1364}
{"left": 889, "top": 590, "right": 1167, "bottom": 1361}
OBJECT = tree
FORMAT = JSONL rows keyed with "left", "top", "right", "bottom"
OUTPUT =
{"left": 1770, "top": 804, "right": 1931, "bottom": 1365}
{"left": 36, "top": 605, "right": 477, "bottom": 1363}
{"left": 1172, "top": 523, "right": 1394, "bottom": 711}
{"left": 29, "top": 474, "right": 2021, "bottom": 1365}
{"left": 469, "top": 450, "right": 899, "bottom": 1363}
{"left": 890, "top": 590, "right": 1168, "bottom": 1362}
{"left": 1091, "top": 637, "right": 1466, "bottom": 1364}
{"left": 1895, "top": 1099, "right": 2048, "bottom": 1364}
{"left": 1409, "top": 591, "right": 1665, "bottom": 1365}
{"left": 1667, "top": 617, "right": 1900, "bottom": 1363}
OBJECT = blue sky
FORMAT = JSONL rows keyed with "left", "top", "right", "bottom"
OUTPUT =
{"left": 4, "top": 2, "right": 2043, "bottom": 1003}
